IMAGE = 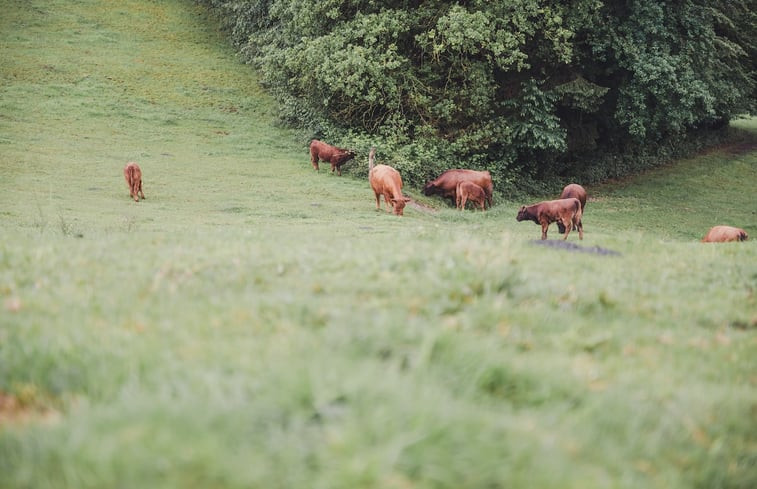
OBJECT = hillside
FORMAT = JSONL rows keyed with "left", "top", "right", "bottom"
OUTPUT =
{"left": 1, "top": 1, "right": 755, "bottom": 489}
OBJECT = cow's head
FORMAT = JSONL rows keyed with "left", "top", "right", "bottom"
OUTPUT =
{"left": 422, "top": 182, "right": 436, "bottom": 196}
{"left": 391, "top": 197, "right": 412, "bottom": 216}
{"left": 336, "top": 150, "right": 355, "bottom": 164}
{"left": 516, "top": 205, "right": 528, "bottom": 221}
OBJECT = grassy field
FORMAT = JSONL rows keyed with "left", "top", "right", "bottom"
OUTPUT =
{"left": 1, "top": 1, "right": 756, "bottom": 488}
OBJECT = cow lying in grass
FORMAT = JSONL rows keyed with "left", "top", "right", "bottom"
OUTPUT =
{"left": 556, "top": 183, "right": 586, "bottom": 233}
{"left": 423, "top": 169, "right": 493, "bottom": 208}
{"left": 368, "top": 147, "right": 410, "bottom": 216}
{"left": 701, "top": 225, "right": 748, "bottom": 242}
{"left": 517, "top": 198, "right": 583, "bottom": 240}
{"left": 309, "top": 139, "right": 355, "bottom": 176}
{"left": 123, "top": 162, "right": 145, "bottom": 202}
{"left": 456, "top": 181, "right": 486, "bottom": 210}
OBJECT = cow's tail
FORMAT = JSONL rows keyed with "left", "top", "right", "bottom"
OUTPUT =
{"left": 574, "top": 198, "right": 582, "bottom": 219}
{"left": 368, "top": 147, "right": 376, "bottom": 172}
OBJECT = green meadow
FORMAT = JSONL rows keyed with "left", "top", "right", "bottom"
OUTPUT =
{"left": 1, "top": 1, "right": 755, "bottom": 488}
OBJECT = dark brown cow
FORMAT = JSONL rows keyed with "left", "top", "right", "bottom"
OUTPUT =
{"left": 123, "top": 162, "right": 145, "bottom": 202}
{"left": 556, "top": 183, "right": 587, "bottom": 233}
{"left": 701, "top": 225, "right": 748, "bottom": 242}
{"left": 423, "top": 169, "right": 493, "bottom": 208}
{"left": 456, "top": 181, "right": 486, "bottom": 211}
{"left": 368, "top": 147, "right": 410, "bottom": 216}
{"left": 516, "top": 198, "right": 583, "bottom": 240}
{"left": 309, "top": 139, "right": 355, "bottom": 176}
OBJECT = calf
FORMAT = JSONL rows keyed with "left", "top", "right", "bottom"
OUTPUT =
{"left": 516, "top": 198, "right": 583, "bottom": 240}
{"left": 368, "top": 147, "right": 410, "bottom": 216}
{"left": 556, "top": 183, "right": 587, "bottom": 233}
{"left": 423, "top": 169, "right": 493, "bottom": 208}
{"left": 309, "top": 139, "right": 355, "bottom": 176}
{"left": 123, "top": 162, "right": 145, "bottom": 202}
{"left": 456, "top": 181, "right": 486, "bottom": 211}
{"left": 701, "top": 225, "right": 748, "bottom": 243}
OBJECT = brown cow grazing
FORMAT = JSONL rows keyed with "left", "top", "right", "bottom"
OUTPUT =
{"left": 368, "top": 147, "right": 410, "bottom": 216}
{"left": 516, "top": 198, "right": 583, "bottom": 240}
{"left": 701, "top": 225, "right": 748, "bottom": 242}
{"left": 556, "top": 183, "right": 587, "bottom": 233}
{"left": 456, "top": 181, "right": 486, "bottom": 211}
{"left": 123, "top": 162, "right": 145, "bottom": 202}
{"left": 423, "top": 169, "right": 493, "bottom": 208}
{"left": 309, "top": 139, "right": 355, "bottom": 176}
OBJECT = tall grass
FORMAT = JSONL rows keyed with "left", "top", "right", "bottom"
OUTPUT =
{"left": 1, "top": 1, "right": 755, "bottom": 489}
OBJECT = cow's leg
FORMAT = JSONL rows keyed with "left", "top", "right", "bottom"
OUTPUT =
{"left": 385, "top": 194, "right": 393, "bottom": 212}
{"left": 562, "top": 219, "right": 572, "bottom": 240}
{"left": 138, "top": 181, "right": 145, "bottom": 200}
{"left": 576, "top": 217, "right": 583, "bottom": 240}
{"left": 374, "top": 192, "right": 381, "bottom": 210}
{"left": 126, "top": 170, "right": 134, "bottom": 200}
{"left": 310, "top": 153, "right": 320, "bottom": 171}
{"left": 460, "top": 195, "right": 468, "bottom": 210}
{"left": 540, "top": 221, "right": 549, "bottom": 240}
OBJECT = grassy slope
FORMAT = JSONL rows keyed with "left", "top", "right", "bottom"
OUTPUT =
{"left": 1, "top": 1, "right": 755, "bottom": 488}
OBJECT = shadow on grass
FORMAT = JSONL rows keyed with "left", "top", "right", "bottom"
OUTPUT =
{"left": 530, "top": 239, "right": 622, "bottom": 256}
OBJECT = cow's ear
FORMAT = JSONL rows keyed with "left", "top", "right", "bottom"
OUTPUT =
{"left": 519, "top": 205, "right": 526, "bottom": 211}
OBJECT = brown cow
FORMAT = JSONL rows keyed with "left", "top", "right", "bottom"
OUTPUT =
{"left": 456, "top": 181, "right": 486, "bottom": 211}
{"left": 516, "top": 198, "right": 583, "bottom": 240}
{"left": 123, "top": 162, "right": 145, "bottom": 202}
{"left": 423, "top": 169, "right": 493, "bottom": 208}
{"left": 368, "top": 147, "right": 410, "bottom": 216}
{"left": 557, "top": 183, "right": 587, "bottom": 233}
{"left": 701, "top": 225, "right": 748, "bottom": 242}
{"left": 309, "top": 139, "right": 355, "bottom": 176}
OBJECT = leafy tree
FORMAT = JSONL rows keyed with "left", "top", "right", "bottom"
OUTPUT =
{"left": 200, "top": 0, "right": 755, "bottom": 190}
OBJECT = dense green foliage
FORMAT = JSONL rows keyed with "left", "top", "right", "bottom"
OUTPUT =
{"left": 200, "top": 0, "right": 756, "bottom": 190}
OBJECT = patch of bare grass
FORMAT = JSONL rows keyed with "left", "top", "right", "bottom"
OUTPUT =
{"left": 0, "top": 388, "right": 61, "bottom": 427}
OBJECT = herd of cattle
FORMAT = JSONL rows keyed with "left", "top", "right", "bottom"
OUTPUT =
{"left": 122, "top": 139, "right": 749, "bottom": 244}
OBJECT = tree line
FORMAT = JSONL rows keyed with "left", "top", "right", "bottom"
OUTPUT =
{"left": 198, "top": 0, "right": 755, "bottom": 192}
